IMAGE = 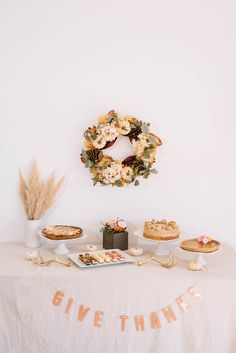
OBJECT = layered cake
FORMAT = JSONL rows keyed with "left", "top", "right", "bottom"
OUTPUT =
{"left": 181, "top": 235, "right": 220, "bottom": 253}
{"left": 42, "top": 225, "right": 83, "bottom": 240}
{"left": 143, "top": 219, "right": 180, "bottom": 241}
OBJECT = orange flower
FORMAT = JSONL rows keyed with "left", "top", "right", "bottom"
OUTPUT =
{"left": 114, "top": 226, "right": 123, "bottom": 232}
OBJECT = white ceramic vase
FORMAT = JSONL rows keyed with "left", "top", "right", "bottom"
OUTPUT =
{"left": 25, "top": 219, "right": 41, "bottom": 248}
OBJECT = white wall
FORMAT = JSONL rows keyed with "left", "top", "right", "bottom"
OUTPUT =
{"left": 1, "top": 0, "right": 236, "bottom": 248}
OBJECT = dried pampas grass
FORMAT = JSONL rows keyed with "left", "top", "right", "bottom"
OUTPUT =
{"left": 19, "top": 161, "right": 65, "bottom": 220}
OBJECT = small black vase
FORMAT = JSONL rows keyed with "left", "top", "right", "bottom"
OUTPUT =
{"left": 103, "top": 231, "right": 128, "bottom": 250}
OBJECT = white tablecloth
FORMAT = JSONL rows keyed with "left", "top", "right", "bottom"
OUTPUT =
{"left": 0, "top": 243, "right": 236, "bottom": 353}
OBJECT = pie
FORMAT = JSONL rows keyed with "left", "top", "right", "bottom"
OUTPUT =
{"left": 42, "top": 225, "right": 83, "bottom": 240}
{"left": 180, "top": 238, "right": 220, "bottom": 253}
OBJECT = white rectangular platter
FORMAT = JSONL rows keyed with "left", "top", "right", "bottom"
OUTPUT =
{"left": 68, "top": 249, "right": 135, "bottom": 268}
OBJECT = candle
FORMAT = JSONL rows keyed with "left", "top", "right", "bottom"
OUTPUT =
{"left": 129, "top": 247, "right": 144, "bottom": 256}
{"left": 86, "top": 244, "right": 98, "bottom": 251}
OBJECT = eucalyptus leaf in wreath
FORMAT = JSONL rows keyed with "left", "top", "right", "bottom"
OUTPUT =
{"left": 114, "top": 180, "right": 123, "bottom": 187}
{"left": 81, "top": 149, "right": 87, "bottom": 158}
{"left": 85, "top": 160, "right": 94, "bottom": 168}
{"left": 148, "top": 137, "right": 157, "bottom": 144}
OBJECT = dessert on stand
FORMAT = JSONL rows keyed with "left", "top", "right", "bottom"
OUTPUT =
{"left": 179, "top": 235, "right": 221, "bottom": 270}
{"left": 135, "top": 219, "right": 180, "bottom": 256}
{"left": 143, "top": 219, "right": 179, "bottom": 241}
{"left": 38, "top": 225, "right": 86, "bottom": 255}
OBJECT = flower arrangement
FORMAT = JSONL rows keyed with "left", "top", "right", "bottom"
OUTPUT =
{"left": 19, "top": 160, "right": 65, "bottom": 220}
{"left": 101, "top": 218, "right": 128, "bottom": 250}
{"left": 197, "top": 235, "right": 212, "bottom": 245}
{"left": 81, "top": 110, "right": 162, "bottom": 187}
{"left": 100, "top": 219, "right": 127, "bottom": 233}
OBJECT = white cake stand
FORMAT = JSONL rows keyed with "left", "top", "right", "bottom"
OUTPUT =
{"left": 134, "top": 229, "right": 180, "bottom": 256}
{"left": 178, "top": 247, "right": 221, "bottom": 268}
{"left": 38, "top": 230, "right": 87, "bottom": 255}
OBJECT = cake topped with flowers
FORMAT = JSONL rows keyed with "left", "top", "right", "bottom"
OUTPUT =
{"left": 197, "top": 235, "right": 212, "bottom": 245}
{"left": 143, "top": 219, "right": 180, "bottom": 240}
{"left": 181, "top": 235, "right": 220, "bottom": 253}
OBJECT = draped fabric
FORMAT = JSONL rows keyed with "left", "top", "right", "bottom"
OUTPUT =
{"left": 0, "top": 243, "right": 236, "bottom": 353}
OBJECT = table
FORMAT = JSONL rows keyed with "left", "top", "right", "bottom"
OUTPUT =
{"left": 0, "top": 243, "right": 236, "bottom": 353}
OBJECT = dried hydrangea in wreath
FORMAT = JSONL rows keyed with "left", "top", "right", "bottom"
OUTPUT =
{"left": 81, "top": 110, "right": 162, "bottom": 187}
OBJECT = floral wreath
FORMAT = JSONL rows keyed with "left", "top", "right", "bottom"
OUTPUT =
{"left": 81, "top": 110, "right": 162, "bottom": 187}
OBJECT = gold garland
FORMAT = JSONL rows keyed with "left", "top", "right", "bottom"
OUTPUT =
{"left": 81, "top": 110, "right": 162, "bottom": 186}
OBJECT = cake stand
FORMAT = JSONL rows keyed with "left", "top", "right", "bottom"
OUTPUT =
{"left": 38, "top": 230, "right": 87, "bottom": 255}
{"left": 178, "top": 247, "right": 221, "bottom": 268}
{"left": 134, "top": 229, "right": 180, "bottom": 256}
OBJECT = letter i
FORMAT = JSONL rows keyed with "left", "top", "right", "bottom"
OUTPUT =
{"left": 65, "top": 298, "right": 73, "bottom": 314}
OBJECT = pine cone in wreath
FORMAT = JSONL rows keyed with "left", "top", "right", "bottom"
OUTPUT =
{"left": 127, "top": 126, "right": 142, "bottom": 141}
{"left": 123, "top": 156, "right": 145, "bottom": 171}
{"left": 133, "top": 160, "right": 146, "bottom": 171}
{"left": 86, "top": 149, "right": 103, "bottom": 162}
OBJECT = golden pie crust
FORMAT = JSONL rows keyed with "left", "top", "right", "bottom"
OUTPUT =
{"left": 180, "top": 238, "right": 220, "bottom": 253}
{"left": 42, "top": 225, "right": 83, "bottom": 240}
